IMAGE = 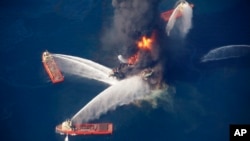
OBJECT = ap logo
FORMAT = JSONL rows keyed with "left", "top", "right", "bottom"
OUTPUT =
{"left": 234, "top": 129, "right": 247, "bottom": 136}
{"left": 230, "top": 124, "right": 250, "bottom": 141}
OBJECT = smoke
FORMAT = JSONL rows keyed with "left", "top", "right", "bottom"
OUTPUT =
{"left": 166, "top": 1, "right": 193, "bottom": 38}
{"left": 143, "top": 85, "right": 175, "bottom": 110}
{"left": 66, "top": 0, "right": 194, "bottom": 123}
{"left": 201, "top": 45, "right": 250, "bottom": 62}
{"left": 103, "top": 0, "right": 160, "bottom": 56}
{"left": 71, "top": 76, "right": 151, "bottom": 123}
{"left": 53, "top": 54, "right": 118, "bottom": 85}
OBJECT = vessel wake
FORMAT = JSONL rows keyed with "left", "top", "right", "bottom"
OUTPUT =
{"left": 53, "top": 54, "right": 118, "bottom": 85}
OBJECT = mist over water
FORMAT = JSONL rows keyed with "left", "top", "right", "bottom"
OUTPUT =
{"left": 178, "top": 2, "right": 192, "bottom": 37}
{"left": 53, "top": 54, "right": 118, "bottom": 85}
{"left": 71, "top": 76, "right": 151, "bottom": 123}
{"left": 166, "top": 1, "right": 193, "bottom": 38}
{"left": 53, "top": 54, "right": 172, "bottom": 123}
{"left": 61, "top": 0, "right": 194, "bottom": 124}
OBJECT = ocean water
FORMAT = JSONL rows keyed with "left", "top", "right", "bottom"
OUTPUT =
{"left": 1, "top": 0, "right": 250, "bottom": 141}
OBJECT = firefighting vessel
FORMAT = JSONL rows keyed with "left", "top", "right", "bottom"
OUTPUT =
{"left": 160, "top": 3, "right": 194, "bottom": 22}
{"left": 55, "top": 120, "right": 113, "bottom": 135}
{"left": 42, "top": 50, "right": 64, "bottom": 83}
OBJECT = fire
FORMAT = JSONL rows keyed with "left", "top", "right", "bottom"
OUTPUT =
{"left": 128, "top": 52, "right": 139, "bottom": 65}
{"left": 137, "top": 36, "right": 153, "bottom": 50}
{"left": 127, "top": 33, "right": 155, "bottom": 65}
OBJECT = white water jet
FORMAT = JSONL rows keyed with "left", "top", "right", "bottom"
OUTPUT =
{"left": 71, "top": 76, "right": 151, "bottom": 123}
{"left": 118, "top": 55, "right": 128, "bottom": 63}
{"left": 53, "top": 54, "right": 118, "bottom": 85}
{"left": 201, "top": 45, "right": 250, "bottom": 62}
{"left": 64, "top": 135, "right": 68, "bottom": 141}
{"left": 166, "top": 1, "right": 193, "bottom": 37}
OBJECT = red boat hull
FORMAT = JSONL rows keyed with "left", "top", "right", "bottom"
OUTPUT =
{"left": 56, "top": 123, "right": 113, "bottom": 136}
{"left": 160, "top": 4, "right": 194, "bottom": 22}
{"left": 42, "top": 51, "right": 64, "bottom": 83}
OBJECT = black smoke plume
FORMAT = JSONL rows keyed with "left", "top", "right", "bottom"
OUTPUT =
{"left": 102, "top": 0, "right": 193, "bottom": 85}
{"left": 108, "top": 0, "right": 161, "bottom": 55}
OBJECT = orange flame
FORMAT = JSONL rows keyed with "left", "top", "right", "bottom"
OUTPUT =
{"left": 137, "top": 36, "right": 153, "bottom": 50}
{"left": 128, "top": 52, "right": 139, "bottom": 65}
{"left": 127, "top": 33, "right": 155, "bottom": 65}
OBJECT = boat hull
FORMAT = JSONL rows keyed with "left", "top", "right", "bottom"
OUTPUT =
{"left": 161, "top": 4, "right": 194, "bottom": 22}
{"left": 56, "top": 123, "right": 113, "bottom": 136}
{"left": 42, "top": 51, "right": 64, "bottom": 83}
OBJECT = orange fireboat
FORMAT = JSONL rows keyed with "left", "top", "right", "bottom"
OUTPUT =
{"left": 160, "top": 3, "right": 194, "bottom": 22}
{"left": 42, "top": 50, "right": 64, "bottom": 83}
{"left": 55, "top": 120, "right": 113, "bottom": 136}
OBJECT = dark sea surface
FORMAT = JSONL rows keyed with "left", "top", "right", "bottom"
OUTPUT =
{"left": 1, "top": 0, "right": 250, "bottom": 141}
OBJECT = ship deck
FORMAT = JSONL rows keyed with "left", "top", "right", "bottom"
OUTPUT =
{"left": 42, "top": 51, "right": 64, "bottom": 83}
{"left": 56, "top": 123, "right": 113, "bottom": 135}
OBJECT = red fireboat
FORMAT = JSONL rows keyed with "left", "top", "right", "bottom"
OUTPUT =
{"left": 55, "top": 120, "right": 113, "bottom": 136}
{"left": 42, "top": 50, "right": 64, "bottom": 83}
{"left": 160, "top": 3, "right": 194, "bottom": 22}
